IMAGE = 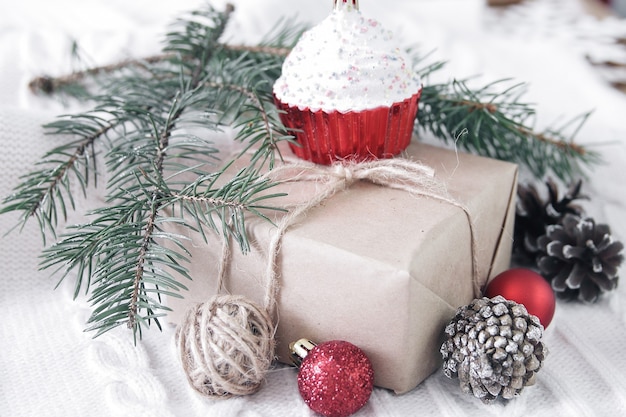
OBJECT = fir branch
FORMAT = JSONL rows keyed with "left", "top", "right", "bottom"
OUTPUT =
{"left": 41, "top": 199, "right": 193, "bottom": 338}
{"left": 124, "top": 100, "right": 183, "bottom": 332}
{"left": 130, "top": 193, "right": 162, "bottom": 332}
{"left": 416, "top": 78, "right": 600, "bottom": 180}
{"left": 0, "top": 116, "right": 113, "bottom": 242}
{"left": 6, "top": 3, "right": 290, "bottom": 338}
{"left": 226, "top": 43, "right": 291, "bottom": 57}
{"left": 28, "top": 54, "right": 168, "bottom": 96}
{"left": 28, "top": 46, "right": 289, "bottom": 97}
{"left": 168, "top": 167, "right": 288, "bottom": 252}
{"left": 203, "top": 70, "right": 293, "bottom": 169}
{"left": 27, "top": 40, "right": 599, "bottom": 181}
{"left": 205, "top": 79, "right": 278, "bottom": 161}
{"left": 27, "top": 10, "right": 301, "bottom": 100}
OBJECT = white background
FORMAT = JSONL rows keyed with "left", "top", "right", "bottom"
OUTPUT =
{"left": 2, "top": 1, "right": 626, "bottom": 416}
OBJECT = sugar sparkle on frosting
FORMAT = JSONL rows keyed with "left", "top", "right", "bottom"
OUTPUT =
{"left": 273, "top": 4, "right": 421, "bottom": 113}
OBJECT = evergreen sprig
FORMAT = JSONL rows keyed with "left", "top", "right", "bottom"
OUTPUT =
{"left": 417, "top": 78, "right": 599, "bottom": 180}
{"left": 2, "top": 3, "right": 293, "bottom": 339}
{"left": 1, "top": 2, "right": 602, "bottom": 339}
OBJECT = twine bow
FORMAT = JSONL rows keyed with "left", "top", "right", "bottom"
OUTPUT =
{"left": 178, "top": 156, "right": 481, "bottom": 399}
{"left": 254, "top": 156, "right": 482, "bottom": 316}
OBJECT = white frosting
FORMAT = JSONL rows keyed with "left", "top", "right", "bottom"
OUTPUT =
{"left": 273, "top": 3, "right": 421, "bottom": 113}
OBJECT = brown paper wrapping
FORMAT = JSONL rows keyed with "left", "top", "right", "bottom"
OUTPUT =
{"left": 165, "top": 142, "right": 518, "bottom": 394}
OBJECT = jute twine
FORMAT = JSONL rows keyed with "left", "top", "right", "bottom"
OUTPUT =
{"left": 176, "top": 294, "right": 275, "bottom": 398}
{"left": 176, "top": 156, "right": 482, "bottom": 398}
{"left": 260, "top": 157, "right": 483, "bottom": 312}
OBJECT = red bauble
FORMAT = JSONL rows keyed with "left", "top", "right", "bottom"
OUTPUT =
{"left": 297, "top": 340, "right": 374, "bottom": 417}
{"left": 485, "top": 268, "right": 556, "bottom": 328}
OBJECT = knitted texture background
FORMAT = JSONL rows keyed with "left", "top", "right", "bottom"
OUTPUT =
{"left": 2, "top": 1, "right": 626, "bottom": 416}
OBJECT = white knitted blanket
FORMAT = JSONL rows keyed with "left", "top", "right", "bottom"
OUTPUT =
{"left": 2, "top": 1, "right": 626, "bottom": 416}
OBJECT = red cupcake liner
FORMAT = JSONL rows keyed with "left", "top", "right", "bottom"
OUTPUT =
{"left": 274, "top": 89, "right": 422, "bottom": 165}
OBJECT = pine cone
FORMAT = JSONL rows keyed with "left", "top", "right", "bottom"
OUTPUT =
{"left": 440, "top": 296, "right": 548, "bottom": 404}
{"left": 537, "top": 214, "right": 624, "bottom": 303}
{"left": 514, "top": 178, "right": 586, "bottom": 262}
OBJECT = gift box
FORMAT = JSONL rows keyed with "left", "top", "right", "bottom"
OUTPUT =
{"left": 165, "top": 142, "right": 518, "bottom": 394}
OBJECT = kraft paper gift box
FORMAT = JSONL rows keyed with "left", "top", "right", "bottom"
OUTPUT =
{"left": 165, "top": 142, "right": 518, "bottom": 394}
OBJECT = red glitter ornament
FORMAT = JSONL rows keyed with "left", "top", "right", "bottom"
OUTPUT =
{"left": 485, "top": 268, "right": 556, "bottom": 328}
{"left": 290, "top": 339, "right": 374, "bottom": 417}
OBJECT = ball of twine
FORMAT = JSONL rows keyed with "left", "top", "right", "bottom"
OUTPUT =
{"left": 176, "top": 294, "right": 276, "bottom": 398}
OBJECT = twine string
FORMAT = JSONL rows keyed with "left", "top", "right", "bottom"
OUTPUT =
{"left": 177, "top": 294, "right": 275, "bottom": 397}
{"left": 257, "top": 157, "right": 482, "bottom": 317}
{"left": 178, "top": 156, "right": 482, "bottom": 398}
{"left": 216, "top": 232, "right": 232, "bottom": 294}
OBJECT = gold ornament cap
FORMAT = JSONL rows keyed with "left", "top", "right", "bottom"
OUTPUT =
{"left": 289, "top": 338, "right": 318, "bottom": 367}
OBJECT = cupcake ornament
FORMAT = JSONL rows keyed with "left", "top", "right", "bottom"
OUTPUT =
{"left": 273, "top": 0, "right": 423, "bottom": 164}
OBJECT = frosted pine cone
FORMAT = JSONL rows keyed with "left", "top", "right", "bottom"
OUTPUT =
{"left": 440, "top": 296, "right": 548, "bottom": 404}
{"left": 537, "top": 214, "right": 624, "bottom": 303}
{"left": 514, "top": 178, "right": 586, "bottom": 262}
